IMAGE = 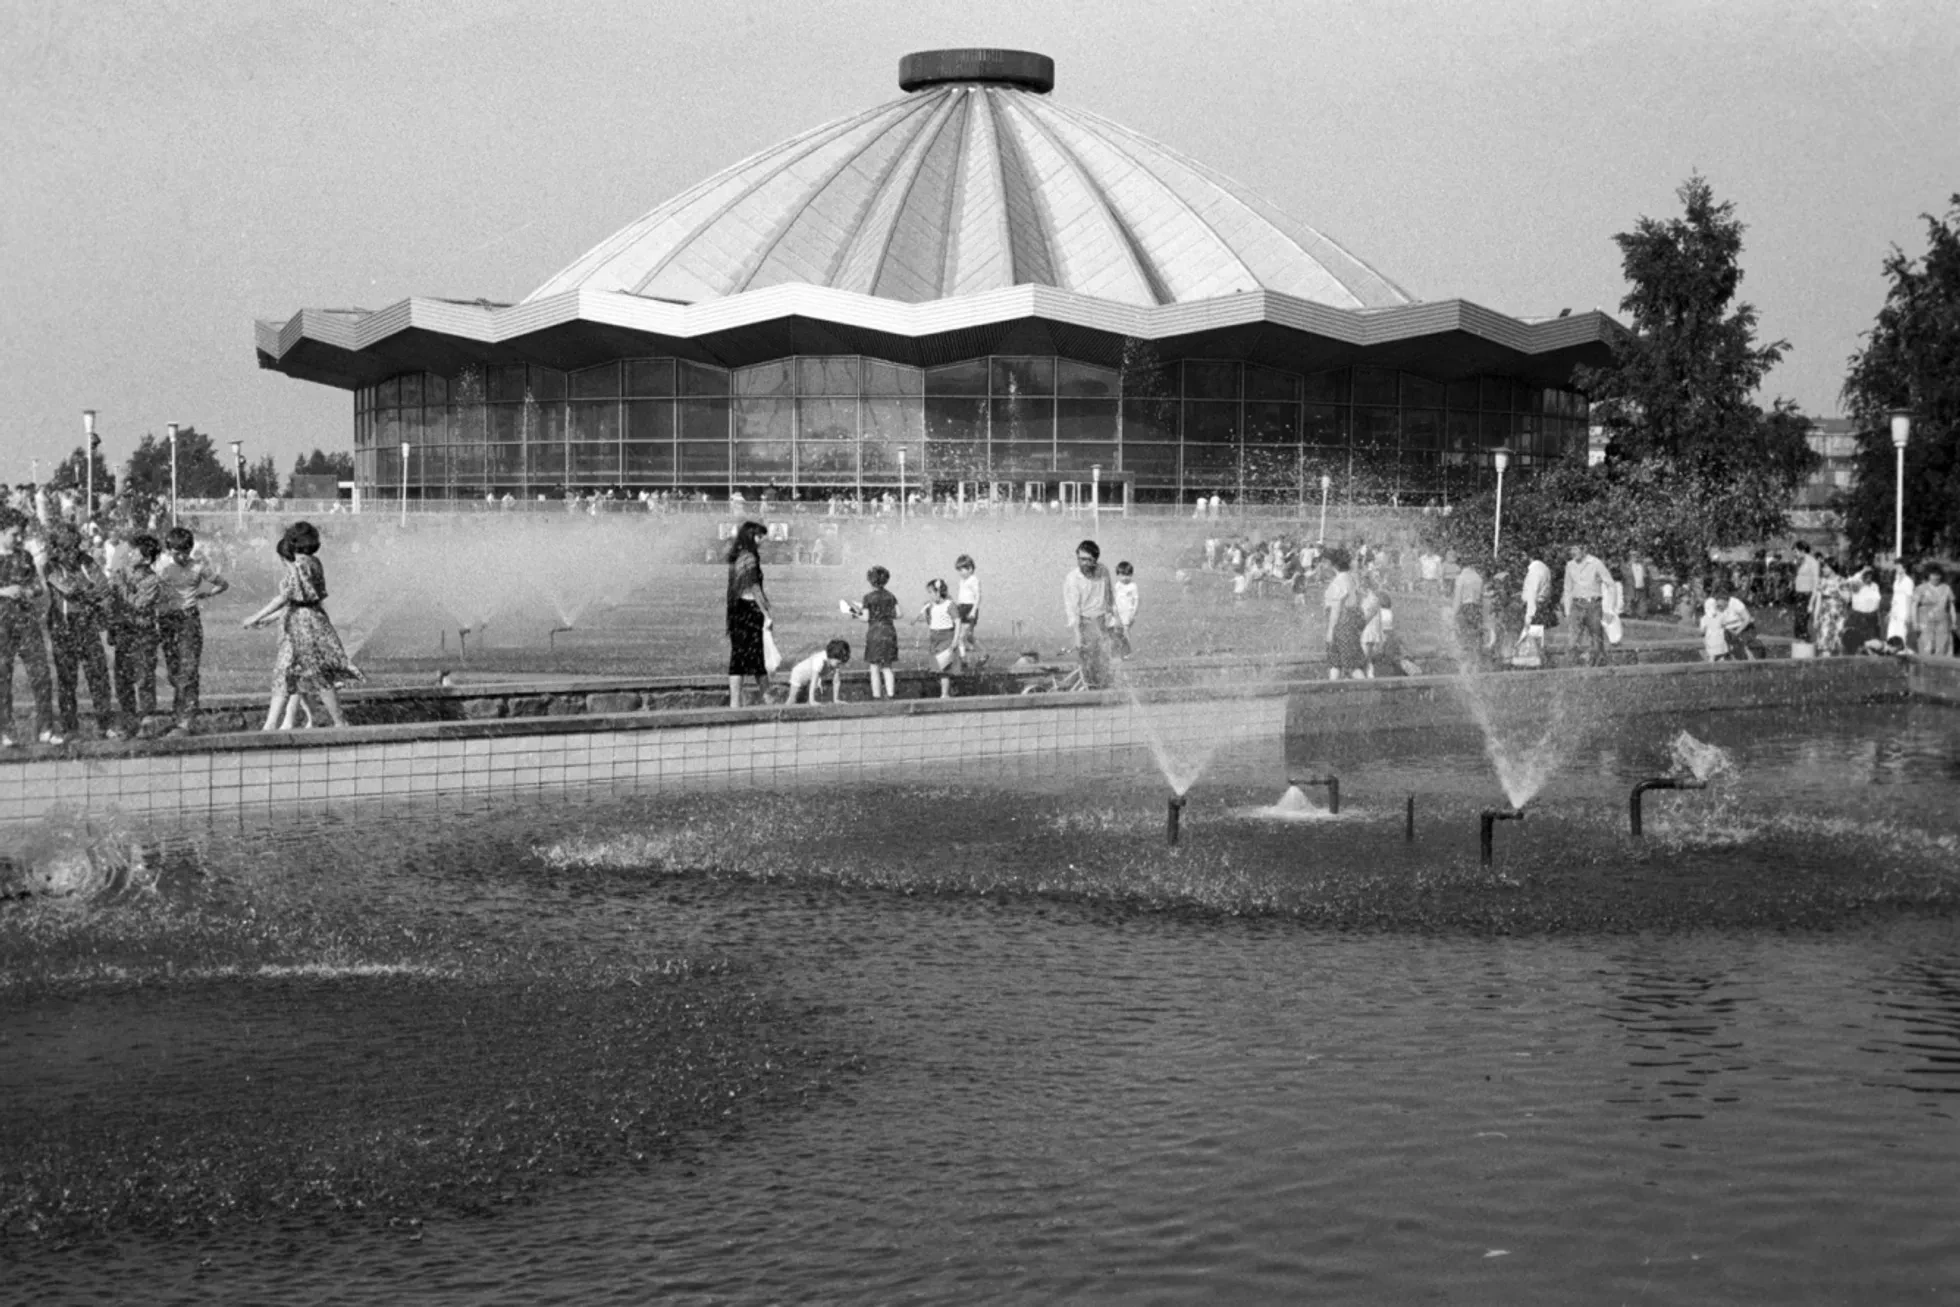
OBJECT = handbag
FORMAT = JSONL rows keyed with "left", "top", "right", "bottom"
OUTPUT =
{"left": 761, "top": 622, "right": 782, "bottom": 674}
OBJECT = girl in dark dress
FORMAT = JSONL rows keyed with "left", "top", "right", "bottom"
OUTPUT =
{"left": 853, "top": 565, "right": 899, "bottom": 699}
{"left": 726, "top": 520, "right": 773, "bottom": 707}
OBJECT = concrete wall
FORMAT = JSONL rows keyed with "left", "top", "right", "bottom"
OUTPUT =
{"left": 0, "top": 687, "right": 1286, "bottom": 828}
{"left": 1907, "top": 654, "right": 1960, "bottom": 705}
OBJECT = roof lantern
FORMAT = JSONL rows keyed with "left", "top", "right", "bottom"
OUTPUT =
{"left": 899, "top": 48, "right": 1054, "bottom": 94}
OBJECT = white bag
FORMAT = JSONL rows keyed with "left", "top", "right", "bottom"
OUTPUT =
{"left": 761, "top": 622, "right": 782, "bottom": 674}
{"left": 1603, "top": 612, "right": 1625, "bottom": 645}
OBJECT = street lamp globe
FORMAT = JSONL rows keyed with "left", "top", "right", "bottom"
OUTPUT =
{"left": 1890, "top": 410, "right": 1911, "bottom": 449}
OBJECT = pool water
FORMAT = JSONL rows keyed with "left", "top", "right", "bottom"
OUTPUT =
{"left": 3, "top": 702, "right": 1957, "bottom": 1303}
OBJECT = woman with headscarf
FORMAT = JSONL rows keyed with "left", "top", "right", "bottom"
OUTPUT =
{"left": 1811, "top": 559, "right": 1847, "bottom": 656}
{"left": 726, "top": 519, "right": 774, "bottom": 707}
{"left": 1321, "top": 546, "right": 1369, "bottom": 680}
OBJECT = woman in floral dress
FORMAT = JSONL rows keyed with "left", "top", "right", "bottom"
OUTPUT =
{"left": 243, "top": 520, "right": 362, "bottom": 729}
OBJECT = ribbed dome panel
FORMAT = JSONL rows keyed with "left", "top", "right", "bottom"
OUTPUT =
{"left": 524, "top": 83, "right": 1415, "bottom": 309}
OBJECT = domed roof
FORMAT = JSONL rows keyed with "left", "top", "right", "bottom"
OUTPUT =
{"left": 525, "top": 50, "right": 1415, "bottom": 311}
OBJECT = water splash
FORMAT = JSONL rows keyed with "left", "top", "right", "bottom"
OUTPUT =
{"left": 1236, "top": 785, "right": 1344, "bottom": 822}
{"left": 1670, "top": 731, "right": 1736, "bottom": 783}
{"left": 1451, "top": 670, "right": 1576, "bottom": 809}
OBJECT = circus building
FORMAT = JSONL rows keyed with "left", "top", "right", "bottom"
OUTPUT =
{"left": 256, "top": 49, "right": 1617, "bottom": 507}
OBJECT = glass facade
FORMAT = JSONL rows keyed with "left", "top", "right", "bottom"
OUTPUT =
{"left": 354, "top": 355, "right": 1589, "bottom": 503}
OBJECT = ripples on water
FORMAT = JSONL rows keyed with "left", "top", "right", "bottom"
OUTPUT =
{"left": 2, "top": 702, "right": 1958, "bottom": 1303}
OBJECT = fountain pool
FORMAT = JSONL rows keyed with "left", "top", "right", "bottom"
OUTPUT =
{"left": 3, "top": 700, "right": 1957, "bottom": 1303}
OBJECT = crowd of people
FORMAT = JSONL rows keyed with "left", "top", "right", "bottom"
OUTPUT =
{"left": 724, "top": 522, "right": 1146, "bottom": 707}
{"left": 0, "top": 485, "right": 362, "bottom": 747}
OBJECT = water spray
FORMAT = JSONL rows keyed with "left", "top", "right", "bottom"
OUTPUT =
{"left": 1628, "top": 777, "right": 1708, "bottom": 837}
{"left": 1479, "top": 806, "right": 1525, "bottom": 867}
{"left": 1167, "top": 793, "right": 1187, "bottom": 847}
{"left": 1289, "top": 775, "right": 1339, "bottom": 814}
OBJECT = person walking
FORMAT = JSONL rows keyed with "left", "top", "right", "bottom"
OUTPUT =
{"left": 1451, "top": 555, "right": 1489, "bottom": 670}
{"left": 1110, "top": 561, "right": 1140, "bottom": 659}
{"left": 1062, "top": 539, "right": 1116, "bottom": 689}
{"left": 1322, "top": 547, "right": 1369, "bottom": 680}
{"left": 953, "top": 553, "right": 982, "bottom": 659}
{"left": 1562, "top": 542, "right": 1613, "bottom": 667}
{"left": 723, "top": 520, "right": 773, "bottom": 708}
{"left": 915, "top": 578, "right": 961, "bottom": 699}
{"left": 243, "top": 520, "right": 362, "bottom": 729}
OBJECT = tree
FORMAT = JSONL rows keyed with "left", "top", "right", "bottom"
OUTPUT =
{"left": 47, "top": 443, "right": 116, "bottom": 500}
{"left": 1426, "top": 177, "right": 1815, "bottom": 577}
{"left": 1839, "top": 194, "right": 1960, "bottom": 559}
{"left": 122, "top": 425, "right": 233, "bottom": 498}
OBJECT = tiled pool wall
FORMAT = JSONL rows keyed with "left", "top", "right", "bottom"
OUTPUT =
{"left": 0, "top": 688, "right": 1286, "bottom": 828}
{"left": 0, "top": 656, "right": 1938, "bottom": 829}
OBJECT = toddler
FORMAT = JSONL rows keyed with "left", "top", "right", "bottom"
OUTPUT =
{"left": 786, "top": 638, "right": 851, "bottom": 705}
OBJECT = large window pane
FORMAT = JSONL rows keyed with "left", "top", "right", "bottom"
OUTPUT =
{"left": 447, "top": 404, "right": 485, "bottom": 444}
{"left": 1403, "top": 408, "right": 1441, "bottom": 451}
{"left": 1446, "top": 379, "right": 1480, "bottom": 410}
{"left": 680, "top": 396, "right": 728, "bottom": 442}
{"left": 991, "top": 441, "right": 1054, "bottom": 476}
{"left": 735, "top": 360, "right": 794, "bottom": 397}
{"left": 570, "top": 400, "right": 620, "bottom": 445}
{"left": 1303, "top": 404, "right": 1347, "bottom": 446}
{"left": 798, "top": 437, "right": 858, "bottom": 478}
{"left": 862, "top": 397, "right": 923, "bottom": 476}
{"left": 680, "top": 362, "right": 730, "bottom": 397}
{"left": 400, "top": 374, "right": 425, "bottom": 407}
{"left": 1121, "top": 396, "right": 1177, "bottom": 443}
{"left": 677, "top": 442, "right": 729, "bottom": 479}
{"left": 1055, "top": 442, "right": 1115, "bottom": 474}
{"left": 1445, "top": 411, "right": 1478, "bottom": 454}
{"left": 990, "top": 396, "right": 1052, "bottom": 446}
{"left": 797, "top": 396, "right": 856, "bottom": 441}
{"left": 1245, "top": 366, "right": 1300, "bottom": 403}
{"left": 992, "top": 356, "right": 1053, "bottom": 396}
{"left": 797, "top": 356, "right": 859, "bottom": 396}
{"left": 1241, "top": 446, "right": 1301, "bottom": 500}
{"left": 527, "top": 443, "right": 568, "bottom": 484}
{"left": 1480, "top": 411, "right": 1509, "bottom": 447}
{"left": 572, "top": 363, "right": 619, "bottom": 399}
{"left": 1244, "top": 401, "right": 1297, "bottom": 444}
{"left": 1056, "top": 360, "right": 1118, "bottom": 398}
{"left": 419, "top": 444, "right": 450, "bottom": 487}
{"left": 529, "top": 368, "right": 567, "bottom": 402}
{"left": 486, "top": 444, "right": 524, "bottom": 479}
{"left": 1302, "top": 369, "right": 1349, "bottom": 404}
{"left": 925, "top": 358, "right": 989, "bottom": 396}
{"left": 925, "top": 396, "right": 987, "bottom": 479}
{"left": 1354, "top": 407, "right": 1399, "bottom": 450}
{"left": 1121, "top": 442, "right": 1179, "bottom": 479}
{"left": 1057, "top": 397, "right": 1118, "bottom": 444}
{"left": 1480, "top": 376, "right": 1511, "bottom": 411}
{"left": 1183, "top": 441, "right": 1236, "bottom": 485}
{"left": 734, "top": 440, "right": 793, "bottom": 478}
{"left": 451, "top": 444, "right": 485, "bottom": 485}
{"left": 626, "top": 399, "right": 674, "bottom": 442}
{"left": 571, "top": 439, "right": 619, "bottom": 479}
{"left": 487, "top": 366, "right": 527, "bottom": 403}
{"left": 623, "top": 442, "right": 675, "bottom": 479}
{"left": 625, "top": 358, "right": 675, "bottom": 397}
{"left": 1352, "top": 367, "right": 1398, "bottom": 407}
{"left": 1184, "top": 361, "right": 1239, "bottom": 400}
{"left": 1402, "top": 375, "right": 1445, "bottom": 409}
{"left": 1184, "top": 401, "right": 1238, "bottom": 445}
{"left": 373, "top": 409, "right": 399, "bottom": 452}
{"left": 862, "top": 359, "right": 922, "bottom": 396}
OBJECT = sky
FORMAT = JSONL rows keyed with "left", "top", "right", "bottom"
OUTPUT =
{"left": 4, "top": 0, "right": 1956, "bottom": 484}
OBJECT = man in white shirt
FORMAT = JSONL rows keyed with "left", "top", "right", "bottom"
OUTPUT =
{"left": 1562, "top": 542, "right": 1613, "bottom": 666}
{"left": 1521, "top": 556, "right": 1553, "bottom": 630}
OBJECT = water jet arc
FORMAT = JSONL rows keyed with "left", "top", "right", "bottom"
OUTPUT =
{"left": 1629, "top": 777, "right": 1708, "bottom": 837}
{"left": 1479, "top": 807, "right": 1525, "bottom": 866}
{"left": 1289, "top": 775, "right": 1339, "bottom": 814}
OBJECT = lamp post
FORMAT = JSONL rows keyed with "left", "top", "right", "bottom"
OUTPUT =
{"left": 82, "top": 410, "right": 96, "bottom": 522}
{"left": 1091, "top": 463, "right": 1101, "bottom": 534}
{"left": 897, "top": 447, "right": 907, "bottom": 526}
{"left": 1491, "top": 447, "right": 1513, "bottom": 558}
{"left": 167, "top": 422, "right": 179, "bottom": 526}
{"left": 400, "top": 441, "right": 411, "bottom": 526}
{"left": 1889, "top": 410, "right": 1911, "bottom": 563}
{"left": 229, "top": 440, "right": 245, "bottom": 528}
{"left": 1317, "top": 473, "right": 1331, "bottom": 541}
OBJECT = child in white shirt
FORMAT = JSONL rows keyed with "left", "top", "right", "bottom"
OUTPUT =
{"left": 954, "top": 554, "right": 982, "bottom": 658}
{"left": 1699, "top": 598, "right": 1729, "bottom": 661}
{"left": 786, "top": 639, "right": 851, "bottom": 705}
{"left": 1111, "top": 561, "right": 1140, "bottom": 658}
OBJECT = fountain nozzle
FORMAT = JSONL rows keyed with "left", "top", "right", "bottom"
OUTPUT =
{"left": 1167, "top": 793, "right": 1187, "bottom": 847}
{"left": 1479, "top": 806, "right": 1525, "bottom": 867}
{"left": 1628, "top": 777, "right": 1709, "bottom": 837}
{"left": 1288, "top": 774, "right": 1339, "bottom": 815}
{"left": 549, "top": 623, "right": 575, "bottom": 652}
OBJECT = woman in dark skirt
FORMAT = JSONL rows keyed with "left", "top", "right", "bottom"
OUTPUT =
{"left": 726, "top": 520, "right": 773, "bottom": 707}
{"left": 1321, "top": 546, "right": 1369, "bottom": 679}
